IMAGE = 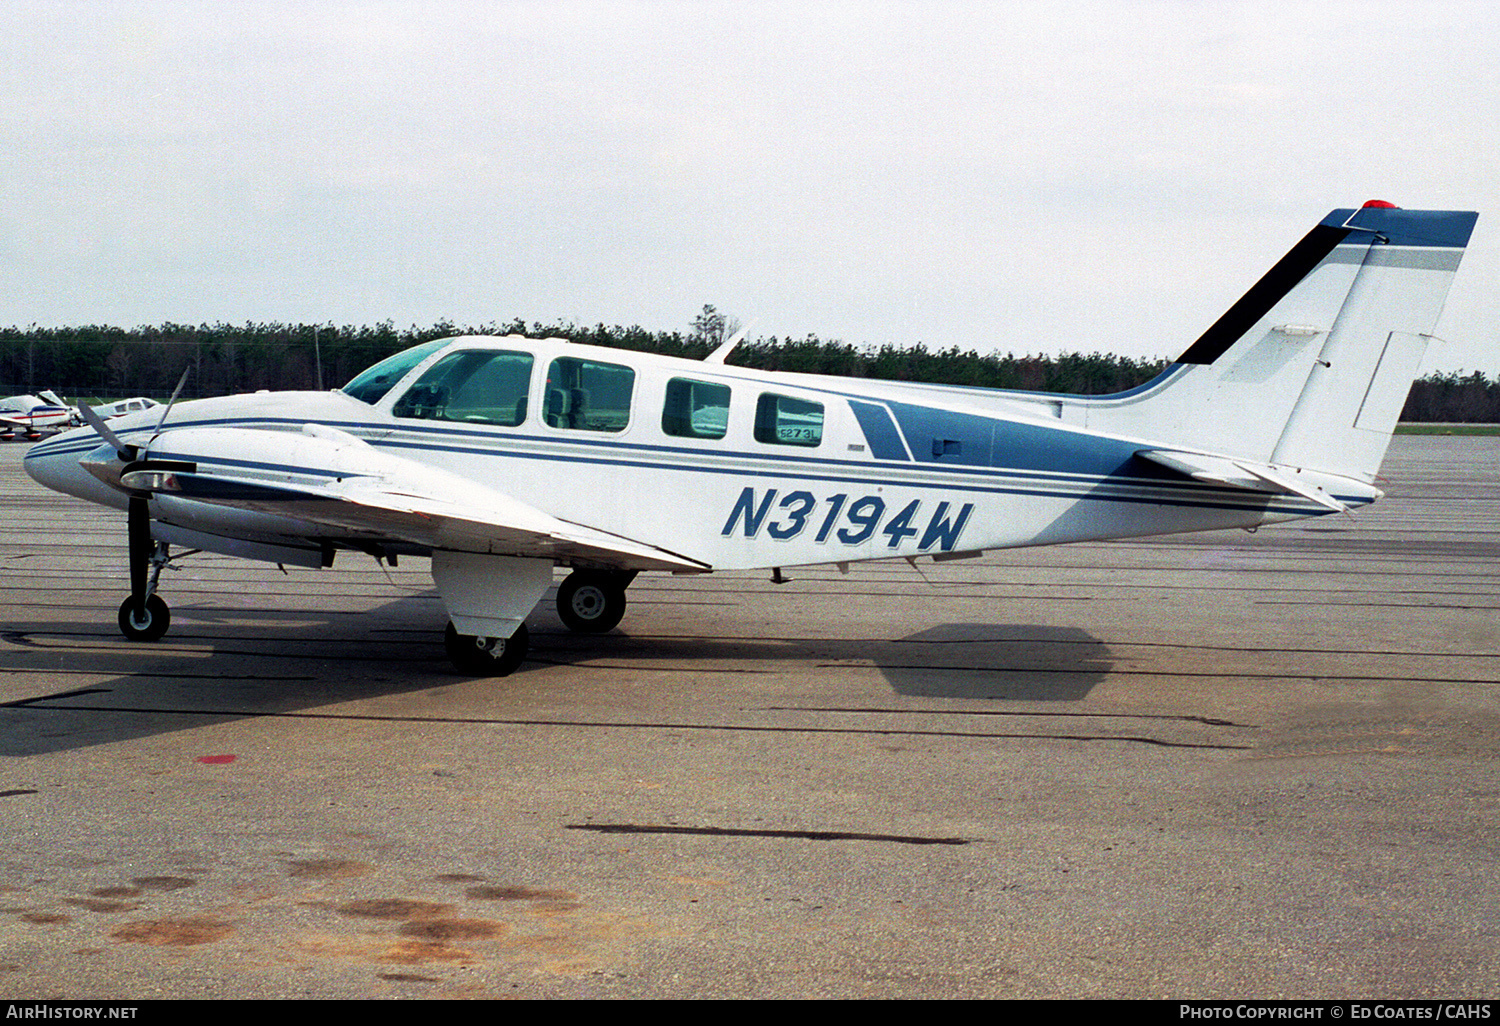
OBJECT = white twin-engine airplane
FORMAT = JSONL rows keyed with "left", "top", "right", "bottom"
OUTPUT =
{"left": 23, "top": 202, "right": 1479, "bottom": 675}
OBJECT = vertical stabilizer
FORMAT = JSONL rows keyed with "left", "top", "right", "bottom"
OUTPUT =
{"left": 1082, "top": 203, "right": 1477, "bottom": 481}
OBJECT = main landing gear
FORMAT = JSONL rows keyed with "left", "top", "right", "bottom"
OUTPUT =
{"left": 441, "top": 569, "right": 634, "bottom": 676}
{"left": 443, "top": 568, "right": 635, "bottom": 676}
{"left": 555, "top": 570, "right": 636, "bottom": 634}
{"left": 444, "top": 621, "right": 529, "bottom": 676}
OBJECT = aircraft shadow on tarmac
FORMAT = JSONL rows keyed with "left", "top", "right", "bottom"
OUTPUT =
{"left": 538, "top": 621, "right": 1112, "bottom": 702}
{"left": 0, "top": 593, "right": 1112, "bottom": 757}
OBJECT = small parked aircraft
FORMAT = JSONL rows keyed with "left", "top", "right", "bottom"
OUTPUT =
{"left": 1, "top": 391, "right": 75, "bottom": 438}
{"left": 23, "top": 202, "right": 1479, "bottom": 674}
{"left": 88, "top": 396, "right": 162, "bottom": 422}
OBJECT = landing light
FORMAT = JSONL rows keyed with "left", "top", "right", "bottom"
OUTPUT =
{"left": 121, "top": 469, "right": 181, "bottom": 492}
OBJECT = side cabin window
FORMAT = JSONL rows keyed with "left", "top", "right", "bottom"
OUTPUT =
{"left": 544, "top": 356, "right": 634, "bottom": 432}
{"left": 391, "top": 349, "right": 534, "bottom": 427}
{"left": 754, "top": 393, "right": 823, "bottom": 447}
{"left": 662, "top": 377, "right": 730, "bottom": 440}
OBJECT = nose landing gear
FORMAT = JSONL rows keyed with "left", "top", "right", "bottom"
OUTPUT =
{"left": 118, "top": 495, "right": 174, "bottom": 642}
{"left": 119, "top": 593, "right": 170, "bottom": 642}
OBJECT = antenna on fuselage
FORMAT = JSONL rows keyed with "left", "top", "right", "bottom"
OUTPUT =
{"left": 704, "top": 320, "right": 757, "bottom": 364}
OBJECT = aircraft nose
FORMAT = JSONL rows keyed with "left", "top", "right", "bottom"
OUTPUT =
{"left": 23, "top": 428, "right": 131, "bottom": 511}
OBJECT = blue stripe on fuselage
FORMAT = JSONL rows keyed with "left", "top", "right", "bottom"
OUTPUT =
{"left": 31, "top": 407, "right": 1352, "bottom": 518}
{"left": 145, "top": 433, "right": 1360, "bottom": 519}
{"left": 847, "top": 401, "right": 910, "bottom": 461}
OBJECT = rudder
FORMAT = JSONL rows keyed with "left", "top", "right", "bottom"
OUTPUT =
{"left": 1269, "top": 205, "right": 1477, "bottom": 478}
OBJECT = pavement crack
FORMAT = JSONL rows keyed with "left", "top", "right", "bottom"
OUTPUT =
{"left": 567, "top": 823, "right": 970, "bottom": 845}
{"left": 774, "top": 705, "right": 1247, "bottom": 727}
{"left": 0, "top": 704, "right": 1248, "bottom": 748}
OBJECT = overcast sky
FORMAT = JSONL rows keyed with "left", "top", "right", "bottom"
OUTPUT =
{"left": 2, "top": 1, "right": 1495, "bottom": 374}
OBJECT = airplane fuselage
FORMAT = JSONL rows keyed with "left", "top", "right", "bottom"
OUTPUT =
{"left": 25, "top": 335, "right": 1362, "bottom": 577}
{"left": 1, "top": 395, "right": 73, "bottom": 437}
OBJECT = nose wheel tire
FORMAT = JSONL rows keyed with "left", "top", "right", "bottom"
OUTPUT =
{"left": 556, "top": 572, "right": 628, "bottom": 633}
{"left": 445, "top": 621, "right": 528, "bottom": 676}
{"left": 118, "top": 594, "right": 171, "bottom": 642}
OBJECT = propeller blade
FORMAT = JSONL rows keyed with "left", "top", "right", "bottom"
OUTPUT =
{"left": 77, "top": 400, "right": 131, "bottom": 458}
{"left": 149, "top": 367, "right": 191, "bottom": 443}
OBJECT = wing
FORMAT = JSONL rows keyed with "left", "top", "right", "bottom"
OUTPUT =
{"left": 114, "top": 424, "right": 710, "bottom": 573}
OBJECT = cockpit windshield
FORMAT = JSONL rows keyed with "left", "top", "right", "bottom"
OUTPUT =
{"left": 392, "top": 349, "right": 535, "bottom": 427}
{"left": 340, "top": 340, "right": 449, "bottom": 405}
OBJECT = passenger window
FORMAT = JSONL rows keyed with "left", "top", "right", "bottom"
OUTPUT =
{"left": 544, "top": 356, "right": 634, "bottom": 432}
{"left": 754, "top": 393, "right": 823, "bottom": 447}
{"left": 662, "top": 378, "right": 730, "bottom": 439}
{"left": 391, "top": 350, "right": 534, "bottom": 427}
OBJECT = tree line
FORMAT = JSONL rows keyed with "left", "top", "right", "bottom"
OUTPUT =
{"left": 0, "top": 317, "right": 1492, "bottom": 421}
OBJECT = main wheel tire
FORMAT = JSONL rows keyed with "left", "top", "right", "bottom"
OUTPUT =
{"left": 118, "top": 594, "right": 171, "bottom": 642}
{"left": 556, "top": 572, "right": 627, "bottom": 633}
{"left": 444, "top": 621, "right": 528, "bottom": 676}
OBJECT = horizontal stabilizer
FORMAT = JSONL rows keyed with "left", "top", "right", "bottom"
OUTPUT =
{"left": 1137, "top": 448, "right": 1368, "bottom": 513}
